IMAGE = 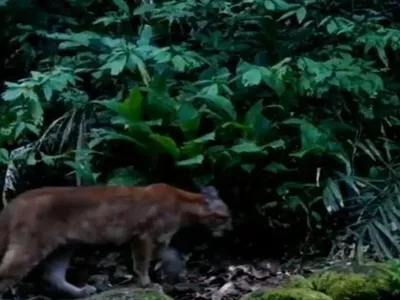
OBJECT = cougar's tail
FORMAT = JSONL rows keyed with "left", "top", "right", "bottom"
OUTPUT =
{"left": 0, "top": 208, "right": 9, "bottom": 259}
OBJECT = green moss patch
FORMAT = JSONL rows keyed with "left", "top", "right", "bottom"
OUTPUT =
{"left": 241, "top": 260, "right": 400, "bottom": 300}
{"left": 241, "top": 288, "right": 333, "bottom": 300}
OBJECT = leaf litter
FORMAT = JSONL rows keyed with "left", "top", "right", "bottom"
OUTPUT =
{"left": 10, "top": 246, "right": 298, "bottom": 300}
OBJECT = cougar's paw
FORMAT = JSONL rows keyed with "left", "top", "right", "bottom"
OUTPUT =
{"left": 144, "top": 283, "right": 164, "bottom": 293}
{"left": 80, "top": 284, "right": 97, "bottom": 297}
{"left": 138, "top": 275, "right": 151, "bottom": 288}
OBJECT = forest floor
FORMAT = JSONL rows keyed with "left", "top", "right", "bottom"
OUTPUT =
{"left": 164, "top": 250, "right": 343, "bottom": 300}
{"left": 9, "top": 245, "right": 344, "bottom": 300}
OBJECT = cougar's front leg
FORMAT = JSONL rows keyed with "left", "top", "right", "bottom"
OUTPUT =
{"left": 157, "top": 246, "right": 185, "bottom": 284}
{"left": 130, "top": 235, "right": 153, "bottom": 287}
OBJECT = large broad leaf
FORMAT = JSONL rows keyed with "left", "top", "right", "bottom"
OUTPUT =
{"left": 112, "top": 0, "right": 129, "bottom": 13}
{"left": 290, "top": 121, "right": 328, "bottom": 157}
{"left": 253, "top": 115, "right": 272, "bottom": 142}
{"left": 150, "top": 134, "right": 180, "bottom": 159}
{"left": 146, "top": 76, "right": 177, "bottom": 119}
{"left": 265, "top": 139, "right": 285, "bottom": 149}
{"left": 177, "top": 102, "right": 200, "bottom": 135}
{"left": 300, "top": 122, "right": 325, "bottom": 149}
{"left": 245, "top": 101, "right": 264, "bottom": 125}
{"left": 264, "top": 162, "right": 291, "bottom": 173}
{"left": 125, "top": 121, "right": 153, "bottom": 140}
{"left": 93, "top": 87, "right": 142, "bottom": 122}
{"left": 177, "top": 154, "right": 204, "bottom": 167}
{"left": 197, "top": 94, "right": 237, "bottom": 121}
{"left": 122, "top": 87, "right": 143, "bottom": 122}
{"left": 243, "top": 101, "right": 272, "bottom": 141}
{"left": 189, "top": 132, "right": 216, "bottom": 144}
{"left": 180, "top": 133, "right": 215, "bottom": 158}
{"left": 0, "top": 148, "right": 9, "bottom": 164}
{"left": 230, "top": 141, "right": 265, "bottom": 154}
{"left": 242, "top": 69, "right": 262, "bottom": 87}
{"left": 180, "top": 142, "right": 204, "bottom": 158}
{"left": 88, "top": 130, "right": 148, "bottom": 149}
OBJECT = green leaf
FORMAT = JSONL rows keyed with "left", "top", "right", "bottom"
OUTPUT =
{"left": 88, "top": 130, "right": 146, "bottom": 149}
{"left": 198, "top": 94, "right": 237, "bottom": 121}
{"left": 231, "top": 142, "right": 265, "bottom": 154}
{"left": 2, "top": 88, "right": 23, "bottom": 101}
{"left": 43, "top": 84, "right": 53, "bottom": 101}
{"left": 172, "top": 55, "right": 186, "bottom": 72}
{"left": 27, "top": 153, "right": 37, "bottom": 166}
{"left": 94, "top": 87, "right": 142, "bottom": 123}
{"left": 274, "top": 0, "right": 299, "bottom": 11}
{"left": 253, "top": 115, "right": 271, "bottom": 142}
{"left": 112, "top": 0, "right": 130, "bottom": 13}
{"left": 296, "top": 7, "right": 307, "bottom": 23}
{"left": 190, "top": 132, "right": 216, "bottom": 144}
{"left": 138, "top": 25, "right": 153, "bottom": 45}
{"left": 177, "top": 154, "right": 204, "bottom": 167}
{"left": 108, "top": 54, "right": 127, "bottom": 75}
{"left": 242, "top": 69, "right": 262, "bottom": 86}
{"left": 265, "top": 139, "right": 285, "bottom": 149}
{"left": 177, "top": 102, "right": 200, "bottom": 134}
{"left": 290, "top": 121, "right": 328, "bottom": 157}
{"left": 40, "top": 153, "right": 55, "bottom": 166}
{"left": 122, "top": 87, "right": 142, "bottom": 122}
{"left": 202, "top": 84, "right": 219, "bottom": 96}
{"left": 150, "top": 134, "right": 180, "bottom": 158}
{"left": 245, "top": 100, "right": 263, "bottom": 125}
{"left": 277, "top": 10, "right": 297, "bottom": 22}
{"left": 0, "top": 148, "right": 9, "bottom": 164}
{"left": 264, "top": 162, "right": 290, "bottom": 173}
{"left": 14, "top": 122, "right": 25, "bottom": 138}
{"left": 264, "top": 0, "right": 276, "bottom": 10}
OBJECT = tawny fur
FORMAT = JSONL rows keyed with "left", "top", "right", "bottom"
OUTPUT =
{"left": 0, "top": 183, "right": 231, "bottom": 297}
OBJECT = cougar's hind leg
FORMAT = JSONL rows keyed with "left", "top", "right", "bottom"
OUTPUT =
{"left": 0, "top": 240, "right": 44, "bottom": 293}
{"left": 0, "top": 226, "right": 61, "bottom": 295}
{"left": 0, "top": 209, "right": 10, "bottom": 259}
{"left": 42, "top": 248, "right": 97, "bottom": 298}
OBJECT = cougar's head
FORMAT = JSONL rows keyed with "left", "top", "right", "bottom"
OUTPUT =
{"left": 200, "top": 186, "right": 232, "bottom": 237}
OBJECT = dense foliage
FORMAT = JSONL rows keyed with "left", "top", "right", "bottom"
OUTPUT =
{"left": 2, "top": 0, "right": 400, "bottom": 260}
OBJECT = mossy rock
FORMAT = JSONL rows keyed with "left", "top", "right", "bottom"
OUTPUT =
{"left": 314, "top": 272, "right": 381, "bottom": 300}
{"left": 80, "top": 287, "right": 173, "bottom": 300}
{"left": 284, "top": 275, "right": 313, "bottom": 290}
{"left": 240, "top": 287, "right": 332, "bottom": 300}
{"left": 244, "top": 260, "right": 400, "bottom": 300}
{"left": 283, "top": 261, "right": 397, "bottom": 300}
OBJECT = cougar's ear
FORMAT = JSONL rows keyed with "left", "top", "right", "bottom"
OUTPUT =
{"left": 200, "top": 186, "right": 219, "bottom": 202}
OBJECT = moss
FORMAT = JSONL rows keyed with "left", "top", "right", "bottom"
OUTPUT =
{"left": 370, "top": 260, "right": 400, "bottom": 292}
{"left": 284, "top": 275, "right": 313, "bottom": 290}
{"left": 241, "top": 288, "right": 332, "bottom": 300}
{"left": 325, "top": 273, "right": 379, "bottom": 300}
{"left": 243, "top": 261, "right": 400, "bottom": 300}
{"left": 309, "top": 271, "right": 350, "bottom": 293}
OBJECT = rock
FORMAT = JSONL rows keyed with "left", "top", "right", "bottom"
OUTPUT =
{"left": 78, "top": 286, "right": 173, "bottom": 300}
{"left": 240, "top": 260, "right": 400, "bottom": 300}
